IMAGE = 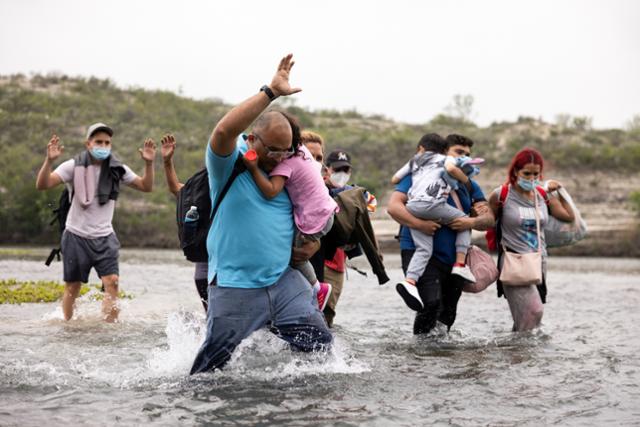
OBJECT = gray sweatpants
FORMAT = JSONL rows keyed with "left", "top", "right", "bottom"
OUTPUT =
{"left": 405, "top": 199, "right": 470, "bottom": 282}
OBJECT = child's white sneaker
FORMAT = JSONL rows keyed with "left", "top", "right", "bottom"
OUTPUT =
{"left": 395, "top": 280, "right": 424, "bottom": 311}
{"left": 451, "top": 265, "right": 476, "bottom": 283}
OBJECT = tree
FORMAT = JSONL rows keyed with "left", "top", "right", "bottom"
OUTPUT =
{"left": 445, "top": 94, "right": 476, "bottom": 124}
{"left": 626, "top": 114, "right": 640, "bottom": 133}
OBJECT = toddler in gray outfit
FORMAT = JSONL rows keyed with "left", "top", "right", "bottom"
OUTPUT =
{"left": 392, "top": 134, "right": 479, "bottom": 311}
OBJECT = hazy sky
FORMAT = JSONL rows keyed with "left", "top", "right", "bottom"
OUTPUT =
{"left": 1, "top": 0, "right": 638, "bottom": 128}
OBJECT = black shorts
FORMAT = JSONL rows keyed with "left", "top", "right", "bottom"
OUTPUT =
{"left": 61, "top": 230, "right": 120, "bottom": 283}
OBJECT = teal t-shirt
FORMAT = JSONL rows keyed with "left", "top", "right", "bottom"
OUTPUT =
{"left": 206, "top": 142, "right": 294, "bottom": 287}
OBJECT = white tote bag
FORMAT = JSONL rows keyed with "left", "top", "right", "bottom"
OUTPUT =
{"left": 544, "top": 185, "right": 588, "bottom": 248}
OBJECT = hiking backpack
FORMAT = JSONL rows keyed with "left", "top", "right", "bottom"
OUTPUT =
{"left": 45, "top": 186, "right": 73, "bottom": 266}
{"left": 176, "top": 155, "right": 246, "bottom": 263}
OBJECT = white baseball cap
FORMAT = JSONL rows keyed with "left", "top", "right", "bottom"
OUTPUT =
{"left": 86, "top": 122, "right": 114, "bottom": 140}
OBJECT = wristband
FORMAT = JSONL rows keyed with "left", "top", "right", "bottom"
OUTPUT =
{"left": 260, "top": 85, "right": 277, "bottom": 101}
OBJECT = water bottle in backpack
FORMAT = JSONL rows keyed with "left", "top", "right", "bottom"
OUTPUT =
{"left": 183, "top": 206, "right": 199, "bottom": 243}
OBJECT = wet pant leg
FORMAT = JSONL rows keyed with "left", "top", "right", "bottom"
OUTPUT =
{"left": 403, "top": 251, "right": 445, "bottom": 335}
{"left": 190, "top": 283, "right": 270, "bottom": 375}
{"left": 268, "top": 268, "right": 332, "bottom": 351}
{"left": 194, "top": 279, "right": 209, "bottom": 311}
{"left": 438, "top": 273, "right": 464, "bottom": 330}
{"left": 502, "top": 284, "right": 544, "bottom": 331}
{"left": 322, "top": 266, "right": 345, "bottom": 328}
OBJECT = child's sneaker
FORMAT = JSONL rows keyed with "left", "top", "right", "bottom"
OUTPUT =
{"left": 451, "top": 264, "right": 476, "bottom": 283}
{"left": 395, "top": 280, "right": 423, "bottom": 311}
{"left": 316, "top": 282, "right": 332, "bottom": 311}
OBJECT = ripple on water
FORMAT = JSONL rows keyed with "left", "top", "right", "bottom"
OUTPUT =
{"left": 2, "top": 256, "right": 640, "bottom": 426}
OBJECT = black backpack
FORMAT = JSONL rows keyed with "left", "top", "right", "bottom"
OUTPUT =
{"left": 176, "top": 155, "right": 246, "bottom": 262}
{"left": 45, "top": 187, "right": 73, "bottom": 266}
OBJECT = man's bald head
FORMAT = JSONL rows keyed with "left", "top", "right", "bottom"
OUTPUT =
{"left": 249, "top": 111, "right": 301, "bottom": 172}
{"left": 253, "top": 111, "right": 293, "bottom": 145}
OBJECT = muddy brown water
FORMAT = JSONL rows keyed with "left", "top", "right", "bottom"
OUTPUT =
{"left": 1, "top": 250, "right": 639, "bottom": 426}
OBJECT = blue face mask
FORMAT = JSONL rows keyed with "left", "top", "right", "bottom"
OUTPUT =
{"left": 517, "top": 177, "right": 539, "bottom": 192}
{"left": 91, "top": 147, "right": 111, "bottom": 160}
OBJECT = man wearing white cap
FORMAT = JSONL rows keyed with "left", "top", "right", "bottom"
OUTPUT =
{"left": 36, "top": 123, "right": 156, "bottom": 322}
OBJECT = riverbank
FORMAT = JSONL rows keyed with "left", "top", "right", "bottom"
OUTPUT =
{"left": 373, "top": 219, "right": 640, "bottom": 257}
{"left": 372, "top": 169, "right": 640, "bottom": 257}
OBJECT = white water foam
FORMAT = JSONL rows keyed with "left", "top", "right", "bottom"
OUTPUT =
{"left": 147, "top": 311, "right": 371, "bottom": 382}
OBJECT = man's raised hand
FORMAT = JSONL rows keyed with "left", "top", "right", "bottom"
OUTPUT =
{"left": 160, "top": 134, "right": 176, "bottom": 162}
{"left": 47, "top": 134, "right": 64, "bottom": 161}
{"left": 139, "top": 138, "right": 157, "bottom": 163}
{"left": 270, "top": 54, "right": 302, "bottom": 97}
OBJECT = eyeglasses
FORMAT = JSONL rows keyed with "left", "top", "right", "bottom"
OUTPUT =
{"left": 253, "top": 133, "right": 294, "bottom": 159}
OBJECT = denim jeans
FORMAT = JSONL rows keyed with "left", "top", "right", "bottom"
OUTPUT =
{"left": 190, "top": 268, "right": 333, "bottom": 374}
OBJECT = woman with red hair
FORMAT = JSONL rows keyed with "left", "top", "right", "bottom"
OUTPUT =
{"left": 489, "top": 148, "right": 575, "bottom": 331}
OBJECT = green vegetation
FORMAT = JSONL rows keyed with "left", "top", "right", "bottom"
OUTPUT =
{"left": 630, "top": 191, "right": 640, "bottom": 216}
{"left": 0, "top": 278, "right": 134, "bottom": 304}
{"left": 1, "top": 73, "right": 639, "bottom": 247}
{"left": 0, "top": 248, "right": 38, "bottom": 257}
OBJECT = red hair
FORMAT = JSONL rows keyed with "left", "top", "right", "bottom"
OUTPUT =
{"left": 506, "top": 147, "right": 544, "bottom": 185}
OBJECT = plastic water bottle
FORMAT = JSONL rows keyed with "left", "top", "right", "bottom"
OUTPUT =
{"left": 183, "top": 206, "right": 199, "bottom": 242}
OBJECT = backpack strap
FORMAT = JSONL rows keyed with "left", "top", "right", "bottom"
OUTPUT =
{"left": 495, "top": 183, "right": 509, "bottom": 220}
{"left": 208, "top": 154, "right": 247, "bottom": 227}
{"left": 535, "top": 186, "right": 550, "bottom": 206}
{"left": 498, "top": 183, "right": 509, "bottom": 209}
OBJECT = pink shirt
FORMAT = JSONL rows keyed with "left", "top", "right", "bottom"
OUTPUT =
{"left": 270, "top": 145, "right": 338, "bottom": 235}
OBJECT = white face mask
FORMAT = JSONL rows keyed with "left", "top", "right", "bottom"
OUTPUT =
{"left": 330, "top": 171, "right": 350, "bottom": 188}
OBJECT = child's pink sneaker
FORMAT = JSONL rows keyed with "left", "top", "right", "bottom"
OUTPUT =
{"left": 316, "top": 282, "right": 332, "bottom": 311}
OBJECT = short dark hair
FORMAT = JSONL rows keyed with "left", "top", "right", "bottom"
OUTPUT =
{"left": 417, "top": 133, "right": 446, "bottom": 154}
{"left": 445, "top": 134, "right": 474, "bottom": 148}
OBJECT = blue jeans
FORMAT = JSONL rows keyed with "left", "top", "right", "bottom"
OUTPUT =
{"left": 190, "top": 268, "right": 333, "bottom": 374}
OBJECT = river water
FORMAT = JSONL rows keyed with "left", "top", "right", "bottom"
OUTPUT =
{"left": 1, "top": 250, "right": 639, "bottom": 426}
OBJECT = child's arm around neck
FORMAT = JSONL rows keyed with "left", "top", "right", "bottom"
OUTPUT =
{"left": 243, "top": 152, "right": 286, "bottom": 199}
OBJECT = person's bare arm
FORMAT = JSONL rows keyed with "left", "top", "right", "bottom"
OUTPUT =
{"left": 470, "top": 201, "right": 495, "bottom": 231}
{"left": 160, "top": 134, "right": 183, "bottom": 197}
{"left": 449, "top": 200, "right": 495, "bottom": 231}
{"left": 488, "top": 191, "right": 500, "bottom": 217}
{"left": 128, "top": 139, "right": 156, "bottom": 192}
{"left": 387, "top": 191, "right": 441, "bottom": 235}
{"left": 444, "top": 159, "right": 470, "bottom": 185}
{"left": 242, "top": 153, "right": 286, "bottom": 198}
{"left": 546, "top": 180, "right": 575, "bottom": 222}
{"left": 209, "top": 54, "right": 301, "bottom": 156}
{"left": 36, "top": 134, "right": 64, "bottom": 190}
{"left": 548, "top": 196, "right": 575, "bottom": 222}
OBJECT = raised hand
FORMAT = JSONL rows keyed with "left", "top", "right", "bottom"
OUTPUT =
{"left": 269, "top": 54, "right": 302, "bottom": 97}
{"left": 546, "top": 180, "right": 563, "bottom": 192}
{"left": 47, "top": 134, "right": 64, "bottom": 161}
{"left": 160, "top": 134, "right": 176, "bottom": 162}
{"left": 139, "top": 138, "right": 157, "bottom": 163}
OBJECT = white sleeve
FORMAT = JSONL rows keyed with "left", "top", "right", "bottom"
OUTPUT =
{"left": 392, "top": 161, "right": 412, "bottom": 181}
{"left": 120, "top": 164, "right": 139, "bottom": 184}
{"left": 444, "top": 155, "right": 457, "bottom": 166}
{"left": 53, "top": 159, "right": 75, "bottom": 183}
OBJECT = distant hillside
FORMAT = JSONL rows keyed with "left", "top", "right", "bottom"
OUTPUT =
{"left": 1, "top": 74, "right": 639, "bottom": 249}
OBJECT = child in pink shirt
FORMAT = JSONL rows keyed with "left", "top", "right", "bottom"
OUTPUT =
{"left": 244, "top": 143, "right": 338, "bottom": 309}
